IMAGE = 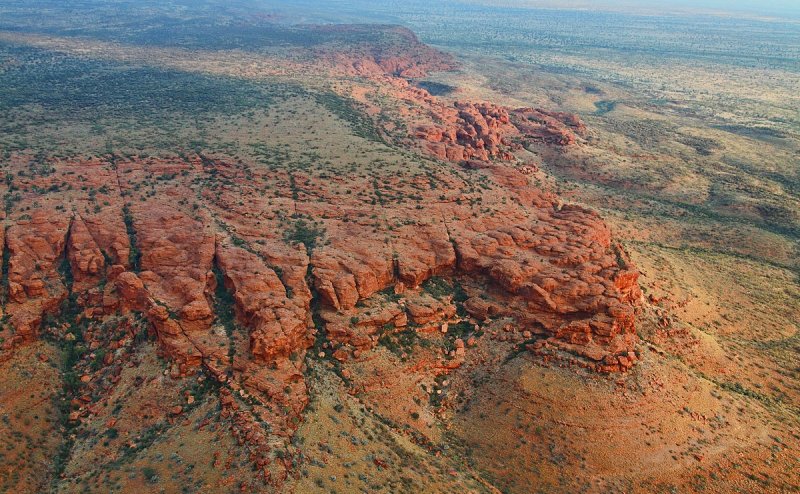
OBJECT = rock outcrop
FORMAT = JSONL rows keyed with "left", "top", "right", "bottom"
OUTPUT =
{"left": 215, "top": 240, "right": 312, "bottom": 365}
{"left": 4, "top": 212, "right": 70, "bottom": 342}
{"left": 0, "top": 22, "right": 639, "bottom": 488}
{"left": 0, "top": 145, "right": 639, "bottom": 406}
{"left": 415, "top": 103, "right": 586, "bottom": 161}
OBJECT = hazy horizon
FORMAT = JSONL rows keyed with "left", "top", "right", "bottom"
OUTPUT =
{"left": 261, "top": 0, "right": 800, "bottom": 26}
{"left": 454, "top": 0, "right": 800, "bottom": 18}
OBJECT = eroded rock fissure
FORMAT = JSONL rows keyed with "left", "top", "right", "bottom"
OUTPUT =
{"left": 211, "top": 254, "right": 238, "bottom": 368}
{"left": 440, "top": 213, "right": 461, "bottom": 272}
{"left": 121, "top": 204, "right": 140, "bottom": 273}
{"left": 214, "top": 217, "right": 295, "bottom": 299}
{"left": 50, "top": 217, "right": 80, "bottom": 486}
{"left": 1, "top": 227, "right": 10, "bottom": 308}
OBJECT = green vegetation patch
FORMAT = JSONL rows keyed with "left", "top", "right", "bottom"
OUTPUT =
{"left": 314, "top": 92, "right": 385, "bottom": 143}
{"left": 284, "top": 219, "right": 325, "bottom": 255}
{"left": 0, "top": 43, "right": 303, "bottom": 154}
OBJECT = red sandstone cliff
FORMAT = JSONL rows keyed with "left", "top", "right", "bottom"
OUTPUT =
{"left": 0, "top": 24, "right": 639, "bottom": 488}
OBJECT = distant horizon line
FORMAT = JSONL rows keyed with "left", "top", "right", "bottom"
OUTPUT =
{"left": 449, "top": 0, "right": 800, "bottom": 22}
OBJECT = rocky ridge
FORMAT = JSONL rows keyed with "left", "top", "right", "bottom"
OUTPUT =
{"left": 0, "top": 149, "right": 640, "bottom": 482}
{"left": 0, "top": 24, "right": 640, "bottom": 488}
{"left": 415, "top": 103, "right": 587, "bottom": 161}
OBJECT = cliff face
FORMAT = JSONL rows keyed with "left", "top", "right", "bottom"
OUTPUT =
{"left": 0, "top": 22, "right": 641, "bottom": 488}
{"left": 415, "top": 103, "right": 587, "bottom": 161}
{"left": 0, "top": 149, "right": 639, "bottom": 477}
{"left": 0, "top": 156, "right": 639, "bottom": 361}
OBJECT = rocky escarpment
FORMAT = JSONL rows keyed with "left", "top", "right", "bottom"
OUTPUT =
{"left": 415, "top": 102, "right": 587, "bottom": 162}
{"left": 306, "top": 159, "right": 639, "bottom": 373}
{"left": 0, "top": 141, "right": 640, "bottom": 484}
{"left": 0, "top": 23, "right": 639, "bottom": 489}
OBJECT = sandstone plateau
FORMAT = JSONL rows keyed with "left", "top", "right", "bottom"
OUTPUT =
{"left": 0, "top": 20, "right": 643, "bottom": 492}
{"left": 0, "top": 152, "right": 640, "bottom": 485}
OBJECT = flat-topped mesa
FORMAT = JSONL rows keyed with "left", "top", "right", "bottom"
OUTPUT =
{"left": 415, "top": 101, "right": 586, "bottom": 161}
{"left": 0, "top": 74, "right": 635, "bottom": 482}
{"left": 0, "top": 113, "right": 630, "bottom": 382}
